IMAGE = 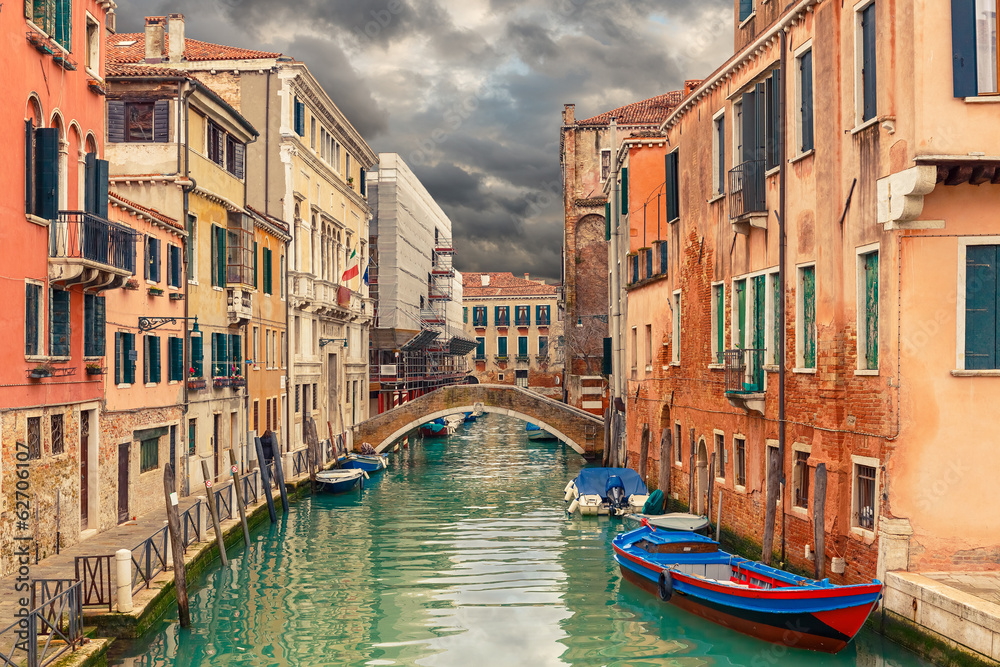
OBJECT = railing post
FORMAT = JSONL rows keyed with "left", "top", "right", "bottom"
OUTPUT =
{"left": 196, "top": 496, "right": 208, "bottom": 542}
{"left": 115, "top": 549, "right": 134, "bottom": 612}
{"left": 164, "top": 520, "right": 173, "bottom": 569}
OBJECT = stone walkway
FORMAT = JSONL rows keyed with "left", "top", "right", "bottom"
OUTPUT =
{"left": 924, "top": 570, "right": 1000, "bottom": 607}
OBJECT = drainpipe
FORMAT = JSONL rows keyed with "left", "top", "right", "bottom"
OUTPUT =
{"left": 608, "top": 118, "right": 620, "bottom": 404}
{"left": 180, "top": 79, "right": 196, "bottom": 496}
{"left": 778, "top": 28, "right": 789, "bottom": 564}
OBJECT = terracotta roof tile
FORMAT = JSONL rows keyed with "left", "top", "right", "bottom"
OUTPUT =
{"left": 108, "top": 33, "right": 281, "bottom": 64}
{"left": 105, "top": 62, "right": 190, "bottom": 78}
{"left": 109, "top": 191, "right": 182, "bottom": 230}
{"left": 462, "top": 272, "right": 559, "bottom": 298}
{"left": 577, "top": 90, "right": 685, "bottom": 126}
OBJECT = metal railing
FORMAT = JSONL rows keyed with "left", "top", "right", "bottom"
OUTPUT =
{"left": 241, "top": 469, "right": 259, "bottom": 506}
{"left": 215, "top": 484, "right": 233, "bottom": 522}
{"left": 179, "top": 499, "right": 202, "bottom": 550}
{"left": 0, "top": 580, "right": 83, "bottom": 667}
{"left": 49, "top": 211, "right": 136, "bottom": 272}
{"left": 74, "top": 555, "right": 113, "bottom": 611}
{"left": 724, "top": 348, "right": 765, "bottom": 394}
{"left": 728, "top": 159, "right": 766, "bottom": 220}
{"left": 291, "top": 448, "right": 309, "bottom": 477}
{"left": 130, "top": 525, "right": 168, "bottom": 592}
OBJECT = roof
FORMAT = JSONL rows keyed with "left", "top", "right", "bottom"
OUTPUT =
{"left": 463, "top": 272, "right": 559, "bottom": 298}
{"left": 108, "top": 33, "right": 282, "bottom": 64}
{"left": 109, "top": 191, "right": 182, "bottom": 230}
{"left": 576, "top": 90, "right": 685, "bottom": 126}
{"left": 105, "top": 62, "right": 190, "bottom": 78}
{"left": 247, "top": 205, "right": 290, "bottom": 235}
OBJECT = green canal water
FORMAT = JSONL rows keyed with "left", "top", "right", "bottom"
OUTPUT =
{"left": 109, "top": 415, "right": 926, "bottom": 666}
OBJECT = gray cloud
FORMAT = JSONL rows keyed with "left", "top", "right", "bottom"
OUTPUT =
{"left": 118, "top": 0, "right": 733, "bottom": 282}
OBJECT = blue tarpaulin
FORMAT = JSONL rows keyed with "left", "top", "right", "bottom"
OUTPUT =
{"left": 571, "top": 468, "right": 648, "bottom": 498}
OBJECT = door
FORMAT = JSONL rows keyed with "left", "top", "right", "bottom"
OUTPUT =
{"left": 117, "top": 443, "right": 130, "bottom": 524}
{"left": 696, "top": 440, "right": 709, "bottom": 516}
{"left": 302, "top": 383, "right": 310, "bottom": 442}
{"left": 80, "top": 411, "right": 90, "bottom": 528}
{"left": 751, "top": 275, "right": 766, "bottom": 390}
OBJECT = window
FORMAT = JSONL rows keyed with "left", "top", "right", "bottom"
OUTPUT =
{"left": 281, "top": 331, "right": 286, "bottom": 367}
{"left": 252, "top": 327, "right": 259, "bottom": 365}
{"left": 733, "top": 100, "right": 743, "bottom": 165}
{"left": 310, "top": 117, "right": 317, "bottom": 149}
{"left": 140, "top": 436, "right": 159, "bottom": 473}
{"left": 83, "top": 294, "right": 106, "bottom": 358}
{"left": 712, "top": 112, "right": 725, "bottom": 195}
{"left": 190, "top": 330, "right": 203, "bottom": 378}
{"left": 27, "top": 417, "right": 41, "bottom": 461}
{"left": 659, "top": 240, "right": 668, "bottom": 275}
{"left": 231, "top": 334, "right": 243, "bottom": 377}
{"left": 188, "top": 419, "right": 196, "bottom": 456}
{"left": 621, "top": 166, "right": 629, "bottom": 216}
{"left": 733, "top": 279, "right": 747, "bottom": 349}
{"left": 51, "top": 414, "right": 64, "bottom": 455}
{"left": 167, "top": 244, "right": 181, "bottom": 288}
{"left": 144, "top": 335, "right": 161, "bottom": 384}
{"left": 600, "top": 149, "right": 611, "bottom": 182}
{"left": 207, "top": 121, "right": 225, "bottom": 166}
{"left": 515, "top": 370, "right": 528, "bottom": 388}
{"left": 515, "top": 305, "right": 530, "bottom": 326}
{"left": 280, "top": 253, "right": 286, "bottom": 298}
{"left": 797, "top": 47, "right": 814, "bottom": 153}
{"left": 857, "top": 1, "right": 878, "bottom": 123}
{"left": 50, "top": 288, "right": 70, "bottom": 357}
{"left": 797, "top": 265, "right": 816, "bottom": 369}
{"left": 536, "top": 305, "right": 551, "bottom": 326}
{"left": 168, "top": 336, "right": 183, "bottom": 382}
{"left": 497, "top": 336, "right": 508, "bottom": 358}
{"left": 538, "top": 336, "right": 548, "bottom": 357}
{"left": 858, "top": 249, "right": 879, "bottom": 370}
{"left": 226, "top": 135, "right": 245, "bottom": 179}
{"left": 262, "top": 247, "right": 273, "bottom": 294}
{"left": 711, "top": 283, "right": 724, "bottom": 365}
{"left": 965, "top": 244, "right": 1000, "bottom": 369}
{"left": 735, "top": 436, "right": 747, "bottom": 487}
{"left": 853, "top": 462, "right": 877, "bottom": 531}
{"left": 346, "top": 153, "right": 352, "bottom": 180}
{"left": 644, "top": 324, "right": 652, "bottom": 369}
{"left": 312, "top": 383, "right": 318, "bottom": 411}
{"left": 463, "top": 307, "right": 468, "bottom": 324}
{"left": 630, "top": 326, "right": 638, "bottom": 373}
{"left": 769, "top": 272, "right": 781, "bottom": 366}
{"left": 26, "top": 0, "right": 72, "bottom": 48}
{"left": 714, "top": 433, "right": 725, "bottom": 480}
{"left": 674, "top": 423, "right": 682, "bottom": 464}
{"left": 212, "top": 332, "right": 229, "bottom": 377}
{"left": 187, "top": 214, "right": 198, "bottom": 282}
{"left": 473, "top": 306, "right": 487, "bottom": 327}
{"left": 295, "top": 384, "right": 300, "bottom": 412}
{"left": 294, "top": 97, "right": 305, "bottom": 136}
{"left": 671, "top": 291, "right": 681, "bottom": 363}
{"left": 517, "top": 336, "right": 528, "bottom": 360}
{"left": 227, "top": 212, "right": 255, "bottom": 286}
{"left": 145, "top": 236, "right": 161, "bottom": 283}
{"left": 334, "top": 141, "right": 342, "bottom": 172}
{"left": 115, "top": 332, "right": 136, "bottom": 385}
{"left": 25, "top": 282, "right": 43, "bottom": 357}
{"left": 664, "top": 149, "right": 679, "bottom": 222}
{"left": 629, "top": 255, "right": 638, "bottom": 285}
{"left": 495, "top": 306, "right": 509, "bottom": 327}
{"left": 952, "top": 0, "right": 999, "bottom": 96}
{"left": 86, "top": 14, "right": 100, "bottom": 72}
{"left": 793, "top": 449, "right": 810, "bottom": 509}
{"left": 645, "top": 248, "right": 653, "bottom": 279}
{"left": 106, "top": 100, "right": 169, "bottom": 144}
{"left": 475, "top": 337, "right": 485, "bottom": 360}
{"left": 25, "top": 123, "right": 59, "bottom": 220}
{"left": 739, "top": 0, "right": 754, "bottom": 22}
{"left": 127, "top": 102, "right": 154, "bottom": 142}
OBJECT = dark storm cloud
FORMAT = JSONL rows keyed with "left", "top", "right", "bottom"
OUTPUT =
{"left": 117, "top": 0, "right": 732, "bottom": 282}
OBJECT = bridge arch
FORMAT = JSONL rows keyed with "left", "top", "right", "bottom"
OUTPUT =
{"left": 353, "top": 384, "right": 604, "bottom": 459}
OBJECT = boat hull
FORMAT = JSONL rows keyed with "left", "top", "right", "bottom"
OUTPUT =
{"left": 614, "top": 543, "right": 880, "bottom": 654}
{"left": 316, "top": 470, "right": 365, "bottom": 493}
{"left": 342, "top": 454, "right": 387, "bottom": 473}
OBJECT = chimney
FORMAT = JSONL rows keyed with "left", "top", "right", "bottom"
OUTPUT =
{"left": 563, "top": 104, "right": 575, "bottom": 125}
{"left": 144, "top": 16, "right": 167, "bottom": 63}
{"left": 524, "top": 273, "right": 530, "bottom": 281}
{"left": 481, "top": 274, "right": 490, "bottom": 287}
{"left": 167, "top": 14, "right": 185, "bottom": 62}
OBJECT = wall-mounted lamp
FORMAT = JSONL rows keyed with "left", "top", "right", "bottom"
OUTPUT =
{"left": 139, "top": 315, "right": 201, "bottom": 335}
{"left": 319, "top": 338, "right": 348, "bottom": 348}
{"left": 576, "top": 314, "right": 608, "bottom": 328}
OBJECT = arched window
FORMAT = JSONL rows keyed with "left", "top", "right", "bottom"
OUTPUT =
{"left": 24, "top": 98, "right": 60, "bottom": 220}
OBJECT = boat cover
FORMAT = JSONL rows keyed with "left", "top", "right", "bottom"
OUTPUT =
{"left": 526, "top": 423, "right": 542, "bottom": 431}
{"left": 572, "top": 468, "right": 648, "bottom": 498}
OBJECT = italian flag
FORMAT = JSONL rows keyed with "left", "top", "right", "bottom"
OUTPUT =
{"left": 342, "top": 247, "right": 359, "bottom": 282}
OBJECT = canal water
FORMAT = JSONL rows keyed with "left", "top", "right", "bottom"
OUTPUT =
{"left": 109, "top": 415, "right": 925, "bottom": 666}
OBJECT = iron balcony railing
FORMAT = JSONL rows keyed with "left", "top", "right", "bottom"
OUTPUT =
{"left": 727, "top": 159, "right": 766, "bottom": 220}
{"left": 50, "top": 211, "right": 136, "bottom": 273}
{"left": 724, "top": 348, "right": 765, "bottom": 394}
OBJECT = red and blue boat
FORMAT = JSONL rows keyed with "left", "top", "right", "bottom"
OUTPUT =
{"left": 612, "top": 526, "right": 882, "bottom": 653}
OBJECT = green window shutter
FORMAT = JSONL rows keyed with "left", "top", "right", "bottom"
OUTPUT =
{"left": 602, "top": 337, "right": 612, "bottom": 376}
{"left": 84, "top": 152, "right": 96, "bottom": 214}
{"left": 518, "top": 336, "right": 528, "bottom": 357}
{"left": 803, "top": 267, "right": 816, "bottom": 368}
{"left": 169, "top": 337, "right": 183, "bottom": 381}
{"left": 143, "top": 335, "right": 149, "bottom": 384}
{"left": 716, "top": 286, "right": 724, "bottom": 364}
{"left": 865, "top": 253, "right": 879, "bottom": 368}
{"left": 498, "top": 336, "right": 507, "bottom": 357}
{"left": 35, "top": 128, "right": 59, "bottom": 220}
{"left": 620, "top": 167, "right": 628, "bottom": 216}
{"left": 772, "top": 276, "right": 781, "bottom": 365}
{"left": 95, "top": 158, "right": 109, "bottom": 219}
{"left": 114, "top": 332, "right": 122, "bottom": 385}
{"left": 125, "top": 333, "right": 136, "bottom": 384}
{"left": 800, "top": 51, "right": 814, "bottom": 152}
{"left": 191, "top": 333, "right": 203, "bottom": 377}
{"left": 739, "top": 0, "right": 753, "bottom": 21}
{"left": 84, "top": 294, "right": 106, "bottom": 357}
{"left": 767, "top": 69, "right": 781, "bottom": 169}
{"left": 965, "top": 245, "right": 998, "bottom": 369}
{"left": 50, "top": 288, "right": 71, "bottom": 357}
{"left": 263, "top": 247, "right": 272, "bottom": 294}
{"left": 253, "top": 241, "right": 258, "bottom": 289}
{"left": 463, "top": 307, "right": 468, "bottom": 324}
{"left": 604, "top": 202, "right": 611, "bottom": 241}
{"left": 475, "top": 337, "right": 484, "bottom": 358}
{"left": 230, "top": 333, "right": 242, "bottom": 375}
{"left": 736, "top": 280, "right": 746, "bottom": 349}
{"left": 25, "top": 120, "right": 35, "bottom": 214}
{"left": 25, "top": 283, "right": 39, "bottom": 356}
{"left": 151, "top": 336, "right": 161, "bottom": 383}
{"left": 951, "top": 0, "right": 979, "bottom": 97}
{"left": 55, "top": 0, "right": 71, "bottom": 49}
{"left": 861, "top": 4, "right": 877, "bottom": 121}
{"left": 753, "top": 275, "right": 766, "bottom": 351}
{"left": 665, "top": 150, "right": 680, "bottom": 222}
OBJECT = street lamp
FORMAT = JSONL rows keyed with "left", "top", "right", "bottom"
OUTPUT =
{"left": 319, "top": 338, "right": 348, "bottom": 348}
{"left": 576, "top": 314, "right": 609, "bottom": 328}
{"left": 138, "top": 315, "right": 201, "bottom": 335}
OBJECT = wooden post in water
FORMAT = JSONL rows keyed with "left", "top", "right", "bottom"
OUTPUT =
{"left": 762, "top": 451, "right": 781, "bottom": 565}
{"left": 254, "top": 436, "right": 277, "bottom": 524}
{"left": 271, "top": 442, "right": 290, "bottom": 513}
{"left": 658, "top": 428, "right": 671, "bottom": 500}
{"left": 162, "top": 463, "right": 190, "bottom": 628}
{"left": 200, "top": 459, "right": 228, "bottom": 567}
{"left": 813, "top": 463, "right": 827, "bottom": 580}
{"left": 638, "top": 424, "right": 650, "bottom": 482}
{"left": 229, "top": 450, "right": 251, "bottom": 548}
{"left": 305, "top": 417, "right": 320, "bottom": 484}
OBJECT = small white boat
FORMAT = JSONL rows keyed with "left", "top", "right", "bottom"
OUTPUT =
{"left": 564, "top": 468, "right": 649, "bottom": 517}
{"left": 444, "top": 413, "right": 466, "bottom": 433}
{"left": 316, "top": 468, "right": 368, "bottom": 493}
{"left": 526, "top": 423, "right": 558, "bottom": 441}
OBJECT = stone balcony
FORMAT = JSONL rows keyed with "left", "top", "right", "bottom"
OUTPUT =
{"left": 48, "top": 211, "right": 136, "bottom": 291}
{"left": 227, "top": 287, "right": 252, "bottom": 325}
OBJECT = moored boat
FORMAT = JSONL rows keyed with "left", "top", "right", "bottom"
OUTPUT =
{"left": 612, "top": 526, "right": 882, "bottom": 653}
{"left": 316, "top": 468, "right": 367, "bottom": 493}
{"left": 622, "top": 512, "right": 711, "bottom": 534}
{"left": 564, "top": 467, "right": 649, "bottom": 516}
{"left": 526, "top": 423, "right": 558, "bottom": 441}
{"left": 341, "top": 453, "right": 388, "bottom": 473}
{"left": 419, "top": 419, "right": 448, "bottom": 437}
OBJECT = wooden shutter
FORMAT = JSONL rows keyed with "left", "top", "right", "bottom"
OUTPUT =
{"left": 55, "top": 0, "right": 71, "bottom": 49}
{"left": 518, "top": 336, "right": 527, "bottom": 357}
{"left": 801, "top": 51, "right": 814, "bottom": 152}
{"left": 951, "top": 0, "right": 979, "bottom": 97}
{"left": 35, "top": 128, "right": 60, "bottom": 221}
{"left": 740, "top": 91, "right": 755, "bottom": 164}
{"left": 143, "top": 335, "right": 150, "bottom": 384}
{"left": 861, "top": 4, "right": 878, "bottom": 121}
{"left": 604, "top": 201, "right": 611, "bottom": 240}
{"left": 25, "top": 120, "right": 35, "bottom": 214}
{"left": 498, "top": 336, "right": 507, "bottom": 357}
{"left": 264, "top": 248, "right": 272, "bottom": 294}
{"left": 151, "top": 336, "right": 161, "bottom": 383}
{"left": 865, "top": 253, "right": 879, "bottom": 368}
{"left": 153, "top": 100, "right": 169, "bottom": 143}
{"left": 739, "top": 0, "right": 753, "bottom": 21}
{"left": 803, "top": 268, "right": 816, "bottom": 368}
{"left": 664, "top": 149, "right": 679, "bottom": 222}
{"left": 716, "top": 286, "right": 724, "bottom": 363}
{"left": 114, "top": 332, "right": 122, "bottom": 385}
{"left": 966, "top": 245, "right": 998, "bottom": 369}
{"left": 85, "top": 294, "right": 106, "bottom": 357}
{"left": 233, "top": 142, "right": 245, "bottom": 180}
{"left": 620, "top": 167, "right": 628, "bottom": 216}
{"left": 50, "top": 289, "right": 71, "bottom": 357}
{"left": 124, "top": 332, "right": 136, "bottom": 384}
{"left": 736, "top": 280, "right": 746, "bottom": 349}
{"left": 754, "top": 82, "right": 767, "bottom": 159}
{"left": 96, "top": 159, "right": 109, "bottom": 218}
{"left": 772, "top": 276, "right": 780, "bottom": 365}
{"left": 191, "top": 333, "right": 203, "bottom": 377}
{"left": 84, "top": 152, "right": 97, "bottom": 214}
{"left": 230, "top": 333, "right": 242, "bottom": 376}
{"left": 253, "top": 241, "right": 258, "bottom": 289}
{"left": 169, "top": 337, "right": 183, "bottom": 381}
{"left": 767, "top": 70, "right": 781, "bottom": 169}
{"left": 217, "top": 227, "right": 226, "bottom": 287}
{"left": 602, "top": 337, "right": 612, "bottom": 376}
{"left": 294, "top": 99, "right": 305, "bottom": 136}
{"left": 108, "top": 101, "right": 126, "bottom": 143}
{"left": 25, "top": 284, "right": 39, "bottom": 356}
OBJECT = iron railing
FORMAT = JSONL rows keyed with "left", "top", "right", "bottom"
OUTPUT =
{"left": 74, "top": 555, "right": 113, "bottom": 611}
{"left": 291, "top": 448, "right": 309, "bottom": 477}
{"left": 130, "top": 526, "right": 168, "bottom": 592}
{"left": 215, "top": 484, "right": 233, "bottom": 522}
{"left": 0, "top": 580, "right": 84, "bottom": 667}
{"left": 241, "top": 469, "right": 259, "bottom": 506}
{"left": 50, "top": 211, "right": 136, "bottom": 273}
{"left": 727, "top": 159, "right": 766, "bottom": 220}
{"left": 179, "top": 499, "right": 202, "bottom": 550}
{"left": 724, "top": 348, "right": 765, "bottom": 394}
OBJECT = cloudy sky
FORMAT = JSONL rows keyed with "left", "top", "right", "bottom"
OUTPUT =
{"left": 120, "top": 0, "right": 733, "bottom": 283}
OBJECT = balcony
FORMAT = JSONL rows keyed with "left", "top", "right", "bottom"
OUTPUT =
{"left": 49, "top": 211, "right": 136, "bottom": 290}
{"left": 227, "top": 287, "right": 252, "bottom": 325}
{"left": 724, "top": 348, "right": 766, "bottom": 415}
{"left": 728, "top": 159, "right": 767, "bottom": 233}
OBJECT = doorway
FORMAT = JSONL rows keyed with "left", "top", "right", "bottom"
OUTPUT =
{"left": 696, "top": 438, "right": 709, "bottom": 516}
{"left": 81, "top": 411, "right": 90, "bottom": 529}
{"left": 117, "top": 442, "right": 130, "bottom": 524}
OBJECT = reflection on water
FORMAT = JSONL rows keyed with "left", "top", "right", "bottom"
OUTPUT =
{"left": 109, "top": 415, "right": 926, "bottom": 667}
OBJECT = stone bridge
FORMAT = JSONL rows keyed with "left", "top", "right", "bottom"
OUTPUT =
{"left": 353, "top": 384, "right": 604, "bottom": 458}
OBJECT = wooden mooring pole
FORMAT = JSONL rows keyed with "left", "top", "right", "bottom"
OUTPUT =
{"left": 272, "top": 443, "right": 290, "bottom": 513}
{"left": 162, "top": 463, "right": 190, "bottom": 627}
{"left": 658, "top": 428, "right": 671, "bottom": 501}
{"left": 813, "top": 463, "right": 827, "bottom": 580}
{"left": 200, "top": 459, "right": 228, "bottom": 567}
{"left": 229, "top": 450, "right": 251, "bottom": 548}
{"left": 254, "top": 436, "right": 277, "bottom": 524}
